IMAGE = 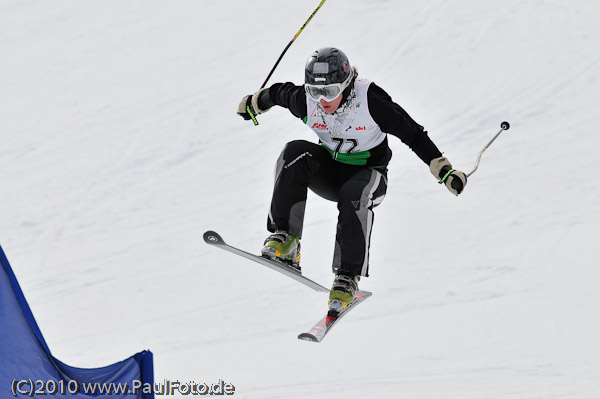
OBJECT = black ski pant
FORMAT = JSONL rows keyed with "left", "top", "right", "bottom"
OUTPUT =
{"left": 267, "top": 140, "right": 387, "bottom": 277}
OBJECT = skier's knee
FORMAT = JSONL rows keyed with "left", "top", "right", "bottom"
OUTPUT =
{"left": 338, "top": 184, "right": 364, "bottom": 209}
{"left": 281, "top": 140, "right": 316, "bottom": 166}
{"left": 282, "top": 140, "right": 312, "bottom": 156}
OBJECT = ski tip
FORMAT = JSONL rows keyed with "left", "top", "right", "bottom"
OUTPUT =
{"left": 203, "top": 231, "right": 225, "bottom": 245}
{"left": 298, "top": 333, "right": 320, "bottom": 342}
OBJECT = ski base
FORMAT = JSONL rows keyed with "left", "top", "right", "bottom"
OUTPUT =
{"left": 204, "top": 230, "right": 372, "bottom": 341}
{"left": 298, "top": 290, "right": 372, "bottom": 342}
{"left": 203, "top": 230, "right": 329, "bottom": 293}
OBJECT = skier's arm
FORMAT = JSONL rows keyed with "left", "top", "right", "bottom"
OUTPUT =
{"left": 257, "top": 83, "right": 308, "bottom": 119}
{"left": 367, "top": 83, "right": 442, "bottom": 165}
{"left": 368, "top": 83, "right": 467, "bottom": 195}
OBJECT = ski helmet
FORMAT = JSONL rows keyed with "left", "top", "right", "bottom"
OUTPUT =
{"left": 305, "top": 47, "right": 352, "bottom": 86}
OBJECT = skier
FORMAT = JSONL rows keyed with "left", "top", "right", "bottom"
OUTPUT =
{"left": 237, "top": 47, "right": 467, "bottom": 312}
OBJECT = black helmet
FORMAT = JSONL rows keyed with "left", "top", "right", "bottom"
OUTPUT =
{"left": 305, "top": 47, "right": 351, "bottom": 86}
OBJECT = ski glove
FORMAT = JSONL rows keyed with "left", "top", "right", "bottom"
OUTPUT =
{"left": 430, "top": 156, "right": 467, "bottom": 196}
{"left": 237, "top": 88, "right": 270, "bottom": 122}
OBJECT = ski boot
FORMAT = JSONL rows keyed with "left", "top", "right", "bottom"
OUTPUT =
{"left": 261, "top": 231, "right": 301, "bottom": 272}
{"left": 328, "top": 274, "right": 360, "bottom": 316}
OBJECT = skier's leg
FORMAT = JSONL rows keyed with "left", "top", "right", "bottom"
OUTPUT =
{"left": 267, "top": 140, "right": 333, "bottom": 238}
{"left": 332, "top": 168, "right": 388, "bottom": 278}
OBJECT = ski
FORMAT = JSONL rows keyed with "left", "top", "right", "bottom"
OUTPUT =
{"left": 298, "top": 290, "right": 372, "bottom": 342}
{"left": 203, "top": 230, "right": 329, "bottom": 293}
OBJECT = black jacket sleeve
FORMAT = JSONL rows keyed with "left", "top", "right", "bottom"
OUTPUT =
{"left": 367, "top": 83, "right": 442, "bottom": 165}
{"left": 258, "top": 83, "right": 307, "bottom": 120}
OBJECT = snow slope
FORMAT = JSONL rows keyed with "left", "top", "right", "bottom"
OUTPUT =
{"left": 1, "top": 0, "right": 599, "bottom": 397}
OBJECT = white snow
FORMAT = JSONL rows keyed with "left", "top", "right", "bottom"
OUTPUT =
{"left": 1, "top": 0, "right": 599, "bottom": 397}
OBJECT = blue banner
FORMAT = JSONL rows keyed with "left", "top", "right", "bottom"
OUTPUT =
{"left": 0, "top": 245, "right": 154, "bottom": 398}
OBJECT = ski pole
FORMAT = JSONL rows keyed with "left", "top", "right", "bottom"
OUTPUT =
{"left": 248, "top": 0, "right": 327, "bottom": 126}
{"left": 466, "top": 121, "right": 510, "bottom": 177}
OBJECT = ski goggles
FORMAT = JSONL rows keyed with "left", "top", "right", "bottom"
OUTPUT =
{"left": 305, "top": 69, "right": 354, "bottom": 102}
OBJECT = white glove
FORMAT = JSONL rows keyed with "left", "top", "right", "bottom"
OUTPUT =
{"left": 237, "top": 88, "right": 270, "bottom": 121}
{"left": 429, "top": 156, "right": 467, "bottom": 196}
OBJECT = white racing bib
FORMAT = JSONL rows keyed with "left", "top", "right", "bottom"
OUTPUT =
{"left": 305, "top": 78, "right": 386, "bottom": 165}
